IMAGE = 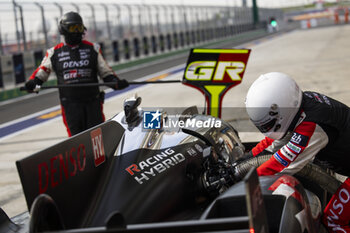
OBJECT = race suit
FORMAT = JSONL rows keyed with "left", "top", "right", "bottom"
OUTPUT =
{"left": 250, "top": 91, "right": 350, "bottom": 233}
{"left": 29, "top": 40, "right": 118, "bottom": 136}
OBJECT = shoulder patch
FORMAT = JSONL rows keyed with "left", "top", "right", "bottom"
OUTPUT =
{"left": 290, "top": 132, "right": 309, "bottom": 147}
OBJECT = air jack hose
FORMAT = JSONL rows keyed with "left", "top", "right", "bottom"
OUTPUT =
{"left": 234, "top": 155, "right": 341, "bottom": 194}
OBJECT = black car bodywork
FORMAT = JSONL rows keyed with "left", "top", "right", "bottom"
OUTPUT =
{"left": 1, "top": 103, "right": 340, "bottom": 233}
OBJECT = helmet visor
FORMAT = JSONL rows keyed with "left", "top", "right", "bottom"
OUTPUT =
{"left": 65, "top": 24, "right": 85, "bottom": 33}
{"left": 254, "top": 118, "right": 277, "bottom": 133}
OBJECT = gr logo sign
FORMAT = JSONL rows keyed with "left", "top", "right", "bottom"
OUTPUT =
{"left": 182, "top": 48, "right": 251, "bottom": 118}
{"left": 185, "top": 61, "right": 245, "bottom": 81}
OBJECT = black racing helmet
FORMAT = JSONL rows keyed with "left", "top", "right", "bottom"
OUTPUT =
{"left": 58, "top": 12, "right": 86, "bottom": 35}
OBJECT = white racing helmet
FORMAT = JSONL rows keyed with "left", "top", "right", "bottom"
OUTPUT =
{"left": 245, "top": 72, "right": 302, "bottom": 140}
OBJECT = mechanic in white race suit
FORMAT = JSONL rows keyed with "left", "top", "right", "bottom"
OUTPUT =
{"left": 244, "top": 72, "right": 350, "bottom": 233}
{"left": 25, "top": 12, "right": 129, "bottom": 136}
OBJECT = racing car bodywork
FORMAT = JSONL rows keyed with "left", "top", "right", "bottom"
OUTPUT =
{"left": 1, "top": 97, "right": 338, "bottom": 233}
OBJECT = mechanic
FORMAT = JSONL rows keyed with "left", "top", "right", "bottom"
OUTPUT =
{"left": 25, "top": 12, "right": 129, "bottom": 137}
{"left": 244, "top": 72, "right": 350, "bottom": 233}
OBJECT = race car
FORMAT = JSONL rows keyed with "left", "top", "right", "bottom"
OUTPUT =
{"left": 1, "top": 95, "right": 340, "bottom": 233}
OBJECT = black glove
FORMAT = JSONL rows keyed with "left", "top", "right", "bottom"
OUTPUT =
{"left": 116, "top": 79, "right": 129, "bottom": 90}
{"left": 103, "top": 75, "right": 129, "bottom": 90}
{"left": 25, "top": 77, "right": 43, "bottom": 93}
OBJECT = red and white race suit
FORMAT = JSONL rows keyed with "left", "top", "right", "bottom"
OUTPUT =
{"left": 250, "top": 91, "right": 350, "bottom": 233}
{"left": 30, "top": 40, "right": 116, "bottom": 101}
{"left": 29, "top": 40, "right": 118, "bottom": 136}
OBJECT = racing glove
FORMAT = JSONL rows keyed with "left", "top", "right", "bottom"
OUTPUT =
{"left": 25, "top": 77, "right": 43, "bottom": 93}
{"left": 116, "top": 79, "right": 129, "bottom": 90}
{"left": 103, "top": 75, "right": 129, "bottom": 90}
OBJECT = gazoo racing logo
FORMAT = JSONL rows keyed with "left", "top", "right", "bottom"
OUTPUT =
{"left": 183, "top": 49, "right": 250, "bottom": 84}
{"left": 125, "top": 148, "right": 185, "bottom": 184}
{"left": 182, "top": 48, "right": 251, "bottom": 118}
{"left": 185, "top": 60, "right": 245, "bottom": 82}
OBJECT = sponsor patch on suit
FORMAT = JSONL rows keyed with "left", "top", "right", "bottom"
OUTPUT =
{"left": 281, "top": 146, "right": 297, "bottom": 161}
{"left": 274, "top": 152, "right": 289, "bottom": 167}
{"left": 291, "top": 132, "right": 309, "bottom": 147}
{"left": 287, "top": 142, "right": 302, "bottom": 154}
